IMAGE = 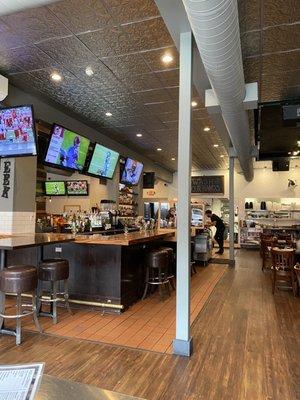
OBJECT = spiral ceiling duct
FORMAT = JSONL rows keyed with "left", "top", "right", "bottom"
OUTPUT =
{"left": 0, "top": 1, "right": 58, "bottom": 16}
{"left": 182, "top": 0, "right": 254, "bottom": 181}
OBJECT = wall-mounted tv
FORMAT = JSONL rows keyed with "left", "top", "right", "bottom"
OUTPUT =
{"left": 0, "top": 105, "right": 37, "bottom": 158}
{"left": 45, "top": 181, "right": 66, "bottom": 196}
{"left": 121, "top": 158, "right": 143, "bottom": 186}
{"left": 66, "top": 180, "right": 88, "bottom": 196}
{"left": 45, "top": 124, "right": 90, "bottom": 172}
{"left": 87, "top": 143, "right": 119, "bottom": 179}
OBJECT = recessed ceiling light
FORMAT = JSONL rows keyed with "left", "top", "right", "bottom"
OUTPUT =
{"left": 213, "top": 144, "right": 219, "bottom": 148}
{"left": 191, "top": 101, "right": 198, "bottom": 107}
{"left": 288, "top": 151, "right": 292, "bottom": 155}
{"left": 161, "top": 54, "right": 173, "bottom": 64}
{"left": 220, "top": 155, "right": 224, "bottom": 158}
{"left": 157, "top": 148, "right": 162, "bottom": 151}
{"left": 203, "top": 127, "right": 210, "bottom": 132}
{"left": 171, "top": 157, "right": 176, "bottom": 161}
{"left": 51, "top": 72, "right": 62, "bottom": 82}
{"left": 136, "top": 133, "right": 143, "bottom": 137}
{"left": 297, "top": 141, "right": 300, "bottom": 146}
{"left": 293, "top": 150, "right": 299, "bottom": 156}
{"left": 105, "top": 112, "right": 112, "bottom": 117}
{"left": 85, "top": 66, "right": 94, "bottom": 76}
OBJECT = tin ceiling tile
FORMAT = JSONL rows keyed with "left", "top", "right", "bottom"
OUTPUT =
{"left": 142, "top": 46, "right": 179, "bottom": 71}
{"left": 123, "top": 72, "right": 162, "bottom": 91}
{"left": 132, "top": 88, "right": 172, "bottom": 104}
{"left": 101, "top": 53, "right": 151, "bottom": 77}
{"left": 144, "top": 101, "right": 178, "bottom": 114}
{"left": 78, "top": 26, "right": 136, "bottom": 57}
{"left": 155, "top": 69, "right": 179, "bottom": 88}
{"left": 1, "top": 7, "right": 70, "bottom": 44}
{"left": 48, "top": 0, "right": 114, "bottom": 34}
{"left": 263, "top": 24, "right": 300, "bottom": 53}
{"left": 102, "top": 0, "right": 159, "bottom": 24}
{"left": 263, "top": 0, "right": 300, "bottom": 26}
{"left": 238, "top": 0, "right": 260, "bottom": 33}
{"left": 1, "top": 45, "right": 59, "bottom": 73}
{"left": 241, "top": 31, "right": 261, "bottom": 57}
{"left": 262, "top": 50, "right": 300, "bottom": 74}
{"left": 123, "top": 18, "right": 173, "bottom": 52}
{"left": 37, "top": 36, "right": 98, "bottom": 68}
{"left": 243, "top": 57, "right": 261, "bottom": 82}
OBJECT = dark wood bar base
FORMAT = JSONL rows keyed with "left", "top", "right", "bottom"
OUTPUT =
{"left": 7, "top": 242, "right": 158, "bottom": 314}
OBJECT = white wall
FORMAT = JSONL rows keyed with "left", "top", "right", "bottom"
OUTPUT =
{"left": 171, "top": 167, "right": 300, "bottom": 200}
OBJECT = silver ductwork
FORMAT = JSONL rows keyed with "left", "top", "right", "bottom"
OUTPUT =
{"left": 182, "top": 0, "right": 254, "bottom": 181}
{"left": 0, "top": 0, "right": 58, "bottom": 16}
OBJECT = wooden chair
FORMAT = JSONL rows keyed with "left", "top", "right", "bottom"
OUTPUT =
{"left": 260, "top": 233, "right": 275, "bottom": 257}
{"left": 271, "top": 248, "right": 297, "bottom": 295}
{"left": 261, "top": 238, "right": 277, "bottom": 271}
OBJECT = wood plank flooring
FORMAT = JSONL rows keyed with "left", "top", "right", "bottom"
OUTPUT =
{"left": 4, "top": 263, "right": 226, "bottom": 354}
{"left": 0, "top": 250, "right": 299, "bottom": 400}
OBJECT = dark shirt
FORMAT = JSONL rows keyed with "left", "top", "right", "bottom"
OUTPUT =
{"left": 210, "top": 214, "right": 225, "bottom": 231}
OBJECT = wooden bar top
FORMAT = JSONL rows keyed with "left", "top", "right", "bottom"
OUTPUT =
{"left": 75, "top": 230, "right": 174, "bottom": 246}
{"left": 0, "top": 233, "right": 75, "bottom": 250}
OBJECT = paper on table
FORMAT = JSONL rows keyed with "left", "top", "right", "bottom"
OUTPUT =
{"left": 0, "top": 363, "right": 44, "bottom": 400}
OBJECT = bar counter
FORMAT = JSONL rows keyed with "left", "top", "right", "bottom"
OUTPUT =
{"left": 3, "top": 230, "right": 174, "bottom": 313}
{"left": 75, "top": 230, "right": 173, "bottom": 246}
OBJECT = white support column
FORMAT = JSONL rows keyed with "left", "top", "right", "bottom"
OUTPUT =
{"left": 229, "top": 154, "right": 235, "bottom": 266}
{"left": 173, "top": 31, "right": 193, "bottom": 357}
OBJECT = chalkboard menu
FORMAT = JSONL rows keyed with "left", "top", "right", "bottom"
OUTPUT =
{"left": 191, "top": 175, "right": 224, "bottom": 194}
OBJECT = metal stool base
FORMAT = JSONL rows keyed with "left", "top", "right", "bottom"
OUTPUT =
{"left": 38, "top": 279, "right": 72, "bottom": 324}
{"left": 0, "top": 293, "right": 42, "bottom": 345}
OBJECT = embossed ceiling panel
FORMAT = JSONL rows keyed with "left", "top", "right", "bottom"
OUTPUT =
{"left": 101, "top": 0, "right": 160, "bottom": 25}
{"left": 6, "top": 0, "right": 297, "bottom": 172}
{"left": 239, "top": 0, "right": 300, "bottom": 103}
{"left": 48, "top": 0, "right": 113, "bottom": 34}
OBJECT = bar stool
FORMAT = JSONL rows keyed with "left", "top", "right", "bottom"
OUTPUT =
{"left": 38, "top": 258, "right": 72, "bottom": 324}
{"left": 142, "top": 249, "right": 170, "bottom": 300}
{"left": 159, "top": 247, "right": 175, "bottom": 290}
{"left": 0, "top": 266, "right": 42, "bottom": 345}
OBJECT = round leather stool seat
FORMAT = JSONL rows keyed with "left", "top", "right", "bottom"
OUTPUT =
{"left": 39, "top": 259, "right": 69, "bottom": 282}
{"left": 0, "top": 266, "right": 37, "bottom": 294}
{"left": 146, "top": 250, "right": 168, "bottom": 269}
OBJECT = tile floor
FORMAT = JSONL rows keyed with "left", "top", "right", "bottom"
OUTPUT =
{"left": 5, "top": 262, "right": 227, "bottom": 354}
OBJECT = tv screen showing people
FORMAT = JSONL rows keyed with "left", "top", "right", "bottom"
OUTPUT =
{"left": 121, "top": 158, "right": 143, "bottom": 185}
{"left": 0, "top": 105, "right": 37, "bottom": 158}
{"left": 45, "top": 181, "right": 66, "bottom": 196}
{"left": 66, "top": 180, "right": 88, "bottom": 196}
{"left": 45, "top": 124, "right": 90, "bottom": 171}
{"left": 87, "top": 143, "right": 119, "bottom": 179}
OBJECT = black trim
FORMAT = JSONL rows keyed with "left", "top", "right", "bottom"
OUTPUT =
{"left": 66, "top": 179, "right": 89, "bottom": 196}
{"left": 0, "top": 104, "right": 38, "bottom": 158}
{"left": 43, "top": 123, "right": 91, "bottom": 173}
{"left": 85, "top": 142, "right": 119, "bottom": 180}
{"left": 44, "top": 180, "right": 66, "bottom": 196}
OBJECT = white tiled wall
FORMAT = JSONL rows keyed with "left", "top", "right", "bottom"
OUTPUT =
{"left": 0, "top": 211, "right": 36, "bottom": 234}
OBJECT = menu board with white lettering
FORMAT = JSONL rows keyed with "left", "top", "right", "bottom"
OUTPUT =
{"left": 0, "top": 363, "right": 44, "bottom": 400}
{"left": 191, "top": 176, "right": 224, "bottom": 194}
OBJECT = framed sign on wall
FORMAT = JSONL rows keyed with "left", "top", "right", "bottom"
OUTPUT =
{"left": 191, "top": 175, "right": 224, "bottom": 194}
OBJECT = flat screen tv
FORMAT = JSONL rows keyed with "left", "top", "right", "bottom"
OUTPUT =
{"left": 45, "top": 124, "right": 90, "bottom": 172}
{"left": 0, "top": 105, "right": 37, "bottom": 158}
{"left": 87, "top": 143, "right": 119, "bottom": 179}
{"left": 45, "top": 181, "right": 66, "bottom": 196}
{"left": 121, "top": 157, "right": 143, "bottom": 186}
{"left": 66, "top": 180, "right": 88, "bottom": 196}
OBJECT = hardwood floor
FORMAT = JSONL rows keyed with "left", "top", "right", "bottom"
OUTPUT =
{"left": 0, "top": 250, "right": 299, "bottom": 400}
{"left": 4, "top": 263, "right": 226, "bottom": 353}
